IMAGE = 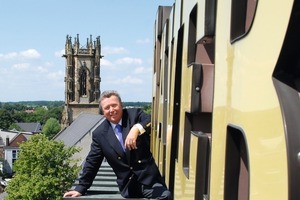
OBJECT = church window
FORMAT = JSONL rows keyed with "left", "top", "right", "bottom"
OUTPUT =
{"left": 80, "top": 70, "right": 87, "bottom": 96}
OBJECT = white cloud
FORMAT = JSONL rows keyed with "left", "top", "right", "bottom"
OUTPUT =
{"left": 115, "top": 57, "right": 143, "bottom": 65}
{"left": 20, "top": 49, "right": 40, "bottom": 59}
{"left": 46, "top": 70, "right": 64, "bottom": 81}
{"left": 101, "top": 57, "right": 145, "bottom": 71}
{"left": 44, "top": 62, "right": 53, "bottom": 67}
{"left": 0, "top": 49, "right": 40, "bottom": 61}
{"left": 54, "top": 49, "right": 65, "bottom": 57}
{"left": 136, "top": 38, "right": 151, "bottom": 44}
{"left": 116, "top": 75, "right": 143, "bottom": 84}
{"left": 36, "top": 66, "right": 48, "bottom": 73}
{"left": 102, "top": 46, "right": 128, "bottom": 55}
{"left": 0, "top": 52, "right": 18, "bottom": 60}
{"left": 12, "top": 63, "right": 30, "bottom": 70}
{"left": 101, "top": 58, "right": 113, "bottom": 67}
{"left": 134, "top": 66, "right": 152, "bottom": 74}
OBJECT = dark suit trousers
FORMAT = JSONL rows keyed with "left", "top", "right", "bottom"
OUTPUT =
{"left": 141, "top": 182, "right": 172, "bottom": 200}
{"left": 121, "top": 175, "right": 172, "bottom": 200}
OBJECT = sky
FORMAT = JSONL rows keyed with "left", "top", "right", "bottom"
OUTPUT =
{"left": 0, "top": 0, "right": 174, "bottom": 102}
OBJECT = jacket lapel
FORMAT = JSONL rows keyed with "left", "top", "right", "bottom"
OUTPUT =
{"left": 103, "top": 120, "right": 125, "bottom": 156}
{"left": 122, "top": 110, "right": 131, "bottom": 164}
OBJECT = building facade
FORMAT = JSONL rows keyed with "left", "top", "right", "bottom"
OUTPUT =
{"left": 0, "top": 130, "right": 33, "bottom": 176}
{"left": 61, "top": 34, "right": 103, "bottom": 128}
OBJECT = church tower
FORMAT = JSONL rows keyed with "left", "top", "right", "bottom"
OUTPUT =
{"left": 61, "top": 34, "right": 102, "bottom": 127}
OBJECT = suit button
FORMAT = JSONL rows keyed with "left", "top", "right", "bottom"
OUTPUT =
{"left": 130, "top": 167, "right": 133, "bottom": 170}
{"left": 138, "top": 160, "right": 142, "bottom": 163}
{"left": 118, "top": 157, "right": 121, "bottom": 160}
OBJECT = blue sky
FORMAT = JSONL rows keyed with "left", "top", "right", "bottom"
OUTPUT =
{"left": 0, "top": 0, "right": 174, "bottom": 102}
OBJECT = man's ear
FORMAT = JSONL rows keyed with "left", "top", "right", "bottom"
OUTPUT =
{"left": 99, "top": 106, "right": 103, "bottom": 115}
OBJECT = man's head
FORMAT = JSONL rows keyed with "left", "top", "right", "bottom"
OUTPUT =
{"left": 99, "top": 90, "right": 123, "bottom": 124}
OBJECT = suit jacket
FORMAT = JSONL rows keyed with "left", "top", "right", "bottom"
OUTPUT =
{"left": 75, "top": 108, "right": 165, "bottom": 198}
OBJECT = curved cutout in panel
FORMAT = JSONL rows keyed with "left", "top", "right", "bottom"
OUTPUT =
{"left": 224, "top": 125, "right": 249, "bottom": 200}
{"left": 231, "top": 0, "right": 258, "bottom": 43}
{"left": 273, "top": 1, "right": 300, "bottom": 199}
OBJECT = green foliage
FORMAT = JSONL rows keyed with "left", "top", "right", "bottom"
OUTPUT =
{"left": 47, "top": 107, "right": 63, "bottom": 122}
{"left": 43, "top": 118, "right": 62, "bottom": 139}
{"left": 143, "top": 104, "right": 152, "bottom": 114}
{"left": 1, "top": 101, "right": 64, "bottom": 108}
{"left": 8, "top": 123, "right": 23, "bottom": 131}
{"left": 123, "top": 102, "right": 151, "bottom": 108}
{"left": 11, "top": 111, "right": 29, "bottom": 123}
{"left": 0, "top": 109, "right": 14, "bottom": 130}
{"left": 1, "top": 103, "right": 27, "bottom": 112}
{"left": 4, "top": 134, "right": 81, "bottom": 200}
{"left": 0, "top": 102, "right": 64, "bottom": 129}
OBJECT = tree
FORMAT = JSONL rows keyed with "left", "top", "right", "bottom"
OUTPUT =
{"left": 11, "top": 111, "right": 29, "bottom": 123}
{"left": 8, "top": 123, "right": 23, "bottom": 131}
{"left": 4, "top": 134, "right": 80, "bottom": 200}
{"left": 31, "top": 107, "right": 48, "bottom": 124}
{"left": 47, "top": 107, "right": 63, "bottom": 121}
{"left": 42, "top": 118, "right": 62, "bottom": 139}
{"left": 0, "top": 109, "right": 14, "bottom": 130}
{"left": 143, "top": 104, "right": 152, "bottom": 114}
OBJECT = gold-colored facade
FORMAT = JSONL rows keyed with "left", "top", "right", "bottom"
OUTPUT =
{"left": 152, "top": 0, "right": 299, "bottom": 199}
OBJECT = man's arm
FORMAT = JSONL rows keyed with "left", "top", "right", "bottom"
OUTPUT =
{"left": 125, "top": 108, "right": 151, "bottom": 150}
{"left": 136, "top": 108, "right": 151, "bottom": 128}
{"left": 74, "top": 131, "right": 104, "bottom": 195}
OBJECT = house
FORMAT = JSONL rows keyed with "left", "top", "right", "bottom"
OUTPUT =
{"left": 15, "top": 122, "right": 42, "bottom": 134}
{"left": 53, "top": 112, "right": 104, "bottom": 166}
{"left": 0, "top": 130, "right": 33, "bottom": 176}
{"left": 0, "top": 130, "right": 21, "bottom": 161}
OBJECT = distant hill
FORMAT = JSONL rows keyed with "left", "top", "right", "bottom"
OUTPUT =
{"left": 0, "top": 101, "right": 64, "bottom": 107}
{"left": 123, "top": 102, "right": 151, "bottom": 107}
{"left": 0, "top": 101, "right": 151, "bottom": 108}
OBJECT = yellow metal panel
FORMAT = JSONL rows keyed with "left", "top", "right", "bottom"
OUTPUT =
{"left": 152, "top": 0, "right": 295, "bottom": 199}
{"left": 210, "top": 0, "right": 293, "bottom": 199}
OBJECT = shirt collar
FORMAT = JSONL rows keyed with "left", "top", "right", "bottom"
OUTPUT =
{"left": 110, "top": 119, "right": 122, "bottom": 129}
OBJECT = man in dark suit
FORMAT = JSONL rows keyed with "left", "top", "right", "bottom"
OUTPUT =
{"left": 64, "top": 90, "right": 171, "bottom": 199}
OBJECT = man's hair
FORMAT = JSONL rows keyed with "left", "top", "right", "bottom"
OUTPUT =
{"left": 99, "top": 90, "right": 122, "bottom": 114}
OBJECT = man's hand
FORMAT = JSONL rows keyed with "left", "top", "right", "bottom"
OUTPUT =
{"left": 125, "top": 126, "right": 140, "bottom": 150}
{"left": 63, "top": 190, "right": 82, "bottom": 197}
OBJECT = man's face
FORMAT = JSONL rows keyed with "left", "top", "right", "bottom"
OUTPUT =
{"left": 100, "top": 95, "right": 123, "bottom": 124}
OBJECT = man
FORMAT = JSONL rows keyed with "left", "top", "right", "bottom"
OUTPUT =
{"left": 64, "top": 90, "right": 172, "bottom": 199}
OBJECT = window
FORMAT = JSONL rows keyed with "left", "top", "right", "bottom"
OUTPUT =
{"left": 80, "top": 70, "right": 87, "bottom": 96}
{"left": 12, "top": 150, "right": 20, "bottom": 164}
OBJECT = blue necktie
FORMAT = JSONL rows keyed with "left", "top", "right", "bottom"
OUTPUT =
{"left": 115, "top": 124, "right": 125, "bottom": 151}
